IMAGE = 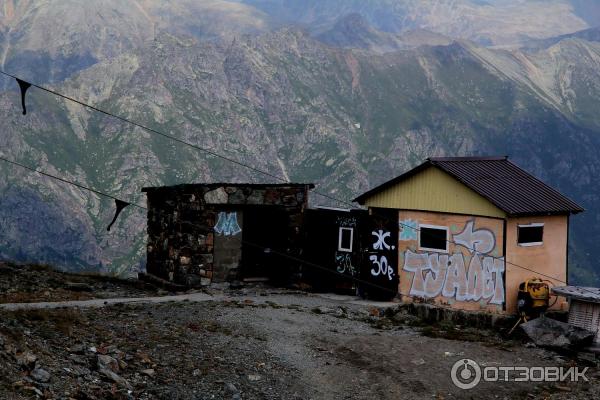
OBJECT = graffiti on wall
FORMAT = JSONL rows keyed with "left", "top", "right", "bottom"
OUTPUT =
{"left": 370, "top": 229, "right": 395, "bottom": 281}
{"left": 370, "top": 254, "right": 394, "bottom": 280}
{"left": 372, "top": 230, "right": 395, "bottom": 250}
{"left": 399, "top": 219, "right": 418, "bottom": 241}
{"left": 336, "top": 216, "right": 357, "bottom": 228}
{"left": 402, "top": 219, "right": 505, "bottom": 305}
{"left": 335, "top": 252, "right": 355, "bottom": 275}
{"left": 453, "top": 221, "right": 495, "bottom": 254}
{"left": 214, "top": 212, "right": 242, "bottom": 236}
{"left": 332, "top": 215, "right": 358, "bottom": 277}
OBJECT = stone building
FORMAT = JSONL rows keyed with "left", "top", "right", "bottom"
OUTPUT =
{"left": 142, "top": 183, "right": 313, "bottom": 287}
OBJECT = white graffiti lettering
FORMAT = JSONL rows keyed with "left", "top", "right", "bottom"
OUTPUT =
{"left": 453, "top": 221, "right": 495, "bottom": 254}
{"left": 372, "top": 230, "right": 394, "bottom": 250}
{"left": 442, "top": 253, "right": 469, "bottom": 301}
{"left": 336, "top": 216, "right": 357, "bottom": 227}
{"left": 370, "top": 255, "right": 394, "bottom": 280}
{"left": 403, "top": 249, "right": 505, "bottom": 304}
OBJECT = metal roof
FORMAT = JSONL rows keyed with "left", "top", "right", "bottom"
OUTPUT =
{"left": 354, "top": 156, "right": 584, "bottom": 216}
{"left": 553, "top": 286, "right": 600, "bottom": 304}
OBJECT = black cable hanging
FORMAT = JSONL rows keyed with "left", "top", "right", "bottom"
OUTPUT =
{"left": 107, "top": 199, "right": 131, "bottom": 231}
{"left": 0, "top": 69, "right": 581, "bottom": 287}
{"left": 0, "top": 155, "right": 143, "bottom": 232}
{"left": 1, "top": 144, "right": 591, "bottom": 303}
{"left": 16, "top": 78, "right": 31, "bottom": 115}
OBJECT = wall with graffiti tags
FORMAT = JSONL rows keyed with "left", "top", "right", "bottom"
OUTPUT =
{"left": 303, "top": 208, "right": 367, "bottom": 293}
{"left": 398, "top": 210, "right": 506, "bottom": 312}
{"left": 360, "top": 208, "right": 399, "bottom": 300}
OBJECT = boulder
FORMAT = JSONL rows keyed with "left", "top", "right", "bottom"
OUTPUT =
{"left": 97, "top": 354, "right": 119, "bottom": 373}
{"left": 99, "top": 368, "right": 131, "bottom": 389}
{"left": 31, "top": 368, "right": 50, "bottom": 383}
{"left": 521, "top": 317, "right": 595, "bottom": 349}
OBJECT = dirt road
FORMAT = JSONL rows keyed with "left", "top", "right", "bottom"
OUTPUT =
{"left": 1, "top": 292, "right": 597, "bottom": 400}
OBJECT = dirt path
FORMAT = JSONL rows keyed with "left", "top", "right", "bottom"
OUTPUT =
{"left": 0, "top": 292, "right": 217, "bottom": 311}
{"left": 0, "top": 291, "right": 396, "bottom": 311}
{"left": 1, "top": 293, "right": 598, "bottom": 399}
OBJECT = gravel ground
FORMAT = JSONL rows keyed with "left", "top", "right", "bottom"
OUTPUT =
{"left": 0, "top": 263, "right": 159, "bottom": 304}
{"left": 1, "top": 292, "right": 599, "bottom": 400}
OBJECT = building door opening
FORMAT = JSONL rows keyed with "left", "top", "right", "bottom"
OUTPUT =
{"left": 241, "top": 206, "right": 289, "bottom": 282}
{"left": 360, "top": 208, "right": 399, "bottom": 300}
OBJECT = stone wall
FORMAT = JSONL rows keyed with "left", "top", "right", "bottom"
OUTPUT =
{"left": 143, "top": 184, "right": 311, "bottom": 287}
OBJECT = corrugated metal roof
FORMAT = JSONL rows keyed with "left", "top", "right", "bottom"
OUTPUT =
{"left": 354, "top": 156, "right": 584, "bottom": 216}
{"left": 553, "top": 286, "right": 600, "bottom": 303}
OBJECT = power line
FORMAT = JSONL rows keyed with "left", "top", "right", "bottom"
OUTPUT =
{"left": 0, "top": 70, "right": 288, "bottom": 184}
{"left": 0, "top": 154, "right": 406, "bottom": 300}
{"left": 0, "top": 154, "right": 145, "bottom": 209}
{"left": 0, "top": 70, "right": 579, "bottom": 289}
{"left": 0, "top": 70, "right": 366, "bottom": 210}
{"left": 0, "top": 152, "right": 570, "bottom": 305}
{"left": 0, "top": 152, "right": 498, "bottom": 304}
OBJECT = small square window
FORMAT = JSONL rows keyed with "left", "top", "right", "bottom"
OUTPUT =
{"left": 518, "top": 223, "right": 544, "bottom": 246}
{"left": 338, "top": 227, "right": 353, "bottom": 252}
{"left": 419, "top": 225, "right": 448, "bottom": 252}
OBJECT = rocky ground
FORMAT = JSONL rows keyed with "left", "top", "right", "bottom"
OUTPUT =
{"left": 1, "top": 288, "right": 599, "bottom": 400}
{"left": 1, "top": 264, "right": 599, "bottom": 399}
{"left": 0, "top": 263, "right": 160, "bottom": 303}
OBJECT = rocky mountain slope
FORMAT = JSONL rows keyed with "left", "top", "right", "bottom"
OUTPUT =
{"left": 1, "top": 28, "right": 600, "bottom": 284}
{"left": 316, "top": 13, "right": 452, "bottom": 53}
{"left": 0, "top": 0, "right": 273, "bottom": 85}
{"left": 1, "top": 1, "right": 600, "bottom": 284}
{"left": 1, "top": 0, "right": 595, "bottom": 86}
{"left": 239, "top": 0, "right": 592, "bottom": 46}
{"left": 523, "top": 26, "right": 600, "bottom": 51}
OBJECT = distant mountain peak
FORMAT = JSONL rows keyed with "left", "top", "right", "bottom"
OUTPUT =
{"left": 316, "top": 13, "right": 385, "bottom": 50}
{"left": 522, "top": 25, "right": 600, "bottom": 51}
{"left": 333, "top": 13, "right": 371, "bottom": 31}
{"left": 315, "top": 12, "right": 452, "bottom": 53}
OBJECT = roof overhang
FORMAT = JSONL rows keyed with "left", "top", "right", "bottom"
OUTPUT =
{"left": 553, "top": 286, "right": 600, "bottom": 303}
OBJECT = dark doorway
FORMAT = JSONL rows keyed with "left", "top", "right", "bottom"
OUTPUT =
{"left": 303, "top": 208, "right": 366, "bottom": 293}
{"left": 241, "top": 206, "right": 289, "bottom": 282}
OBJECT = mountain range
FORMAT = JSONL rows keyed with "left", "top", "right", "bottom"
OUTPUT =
{"left": 1, "top": 0, "right": 600, "bottom": 285}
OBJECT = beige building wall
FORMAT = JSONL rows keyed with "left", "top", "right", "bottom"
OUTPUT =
{"left": 505, "top": 215, "right": 569, "bottom": 314}
{"left": 398, "top": 210, "right": 506, "bottom": 313}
